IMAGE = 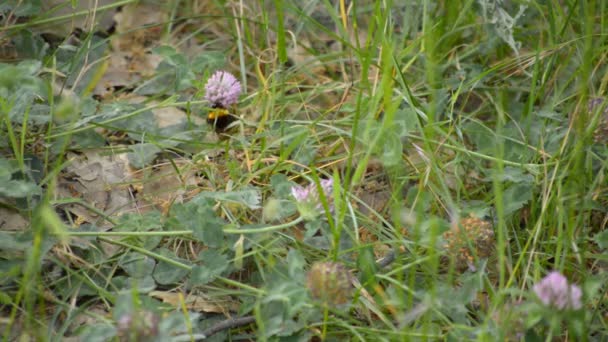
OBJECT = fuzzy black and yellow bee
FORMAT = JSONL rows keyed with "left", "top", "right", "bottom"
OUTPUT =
{"left": 207, "top": 106, "right": 238, "bottom": 132}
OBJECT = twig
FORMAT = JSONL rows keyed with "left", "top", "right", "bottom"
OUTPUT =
{"left": 196, "top": 315, "right": 256, "bottom": 340}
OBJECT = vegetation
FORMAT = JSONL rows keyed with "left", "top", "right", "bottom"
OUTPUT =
{"left": 0, "top": 0, "right": 606, "bottom": 340}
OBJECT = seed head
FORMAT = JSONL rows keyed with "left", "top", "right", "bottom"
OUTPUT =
{"left": 204, "top": 71, "right": 241, "bottom": 108}
{"left": 306, "top": 261, "right": 352, "bottom": 306}
{"left": 442, "top": 215, "right": 495, "bottom": 272}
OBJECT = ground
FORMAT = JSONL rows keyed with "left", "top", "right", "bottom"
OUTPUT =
{"left": 0, "top": 1, "right": 607, "bottom": 341}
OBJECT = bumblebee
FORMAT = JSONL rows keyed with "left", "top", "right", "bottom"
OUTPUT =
{"left": 207, "top": 106, "right": 237, "bottom": 131}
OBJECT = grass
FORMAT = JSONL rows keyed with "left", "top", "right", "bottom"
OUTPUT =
{"left": 0, "top": 0, "right": 607, "bottom": 340}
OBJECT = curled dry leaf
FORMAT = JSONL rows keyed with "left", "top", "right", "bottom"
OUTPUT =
{"left": 0, "top": 207, "right": 29, "bottom": 231}
{"left": 112, "top": 3, "right": 167, "bottom": 52}
{"left": 92, "top": 3, "right": 167, "bottom": 98}
{"left": 149, "top": 291, "right": 239, "bottom": 314}
{"left": 39, "top": 0, "right": 117, "bottom": 36}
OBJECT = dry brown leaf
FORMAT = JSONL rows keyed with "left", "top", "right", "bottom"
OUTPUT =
{"left": 91, "top": 3, "right": 168, "bottom": 98}
{"left": 135, "top": 161, "right": 201, "bottom": 214}
{"left": 0, "top": 207, "right": 29, "bottom": 231}
{"left": 123, "top": 95, "right": 204, "bottom": 127}
{"left": 56, "top": 149, "right": 135, "bottom": 226}
{"left": 149, "top": 291, "right": 239, "bottom": 314}
{"left": 112, "top": 3, "right": 168, "bottom": 52}
{"left": 38, "top": 0, "right": 117, "bottom": 36}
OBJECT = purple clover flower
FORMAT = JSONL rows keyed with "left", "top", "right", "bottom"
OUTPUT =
{"left": 533, "top": 271, "right": 582, "bottom": 310}
{"left": 204, "top": 71, "right": 242, "bottom": 108}
{"left": 291, "top": 178, "right": 333, "bottom": 207}
{"left": 291, "top": 178, "right": 334, "bottom": 219}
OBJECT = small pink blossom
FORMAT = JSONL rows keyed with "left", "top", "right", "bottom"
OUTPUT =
{"left": 533, "top": 271, "right": 582, "bottom": 310}
{"left": 291, "top": 178, "right": 334, "bottom": 219}
{"left": 204, "top": 71, "right": 241, "bottom": 108}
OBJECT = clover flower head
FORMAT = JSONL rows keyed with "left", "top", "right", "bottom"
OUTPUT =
{"left": 533, "top": 271, "right": 582, "bottom": 310}
{"left": 291, "top": 178, "right": 334, "bottom": 220}
{"left": 306, "top": 261, "right": 352, "bottom": 306}
{"left": 291, "top": 184, "right": 313, "bottom": 203}
{"left": 204, "top": 71, "right": 241, "bottom": 108}
{"left": 442, "top": 215, "right": 495, "bottom": 272}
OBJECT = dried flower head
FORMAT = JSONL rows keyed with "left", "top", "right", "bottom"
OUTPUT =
{"left": 442, "top": 215, "right": 495, "bottom": 272}
{"left": 490, "top": 299, "right": 526, "bottom": 340}
{"left": 291, "top": 178, "right": 334, "bottom": 220}
{"left": 306, "top": 261, "right": 352, "bottom": 306}
{"left": 204, "top": 71, "right": 241, "bottom": 108}
{"left": 588, "top": 98, "right": 608, "bottom": 144}
{"left": 116, "top": 310, "right": 159, "bottom": 341}
{"left": 533, "top": 271, "right": 582, "bottom": 310}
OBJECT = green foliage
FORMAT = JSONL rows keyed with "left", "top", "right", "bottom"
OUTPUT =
{"left": 259, "top": 250, "right": 312, "bottom": 338}
{"left": 135, "top": 45, "right": 225, "bottom": 96}
{"left": 0, "top": 157, "right": 40, "bottom": 198}
{"left": 169, "top": 200, "right": 226, "bottom": 248}
{"left": 190, "top": 250, "right": 229, "bottom": 285}
{"left": 1, "top": 0, "right": 607, "bottom": 340}
{"left": 0, "top": 60, "right": 43, "bottom": 100}
{"left": 152, "top": 248, "right": 191, "bottom": 285}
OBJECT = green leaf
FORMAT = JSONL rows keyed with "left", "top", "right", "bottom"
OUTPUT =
{"left": 116, "top": 212, "right": 163, "bottom": 231}
{"left": 190, "top": 250, "right": 229, "bottom": 285}
{"left": 0, "top": 179, "right": 40, "bottom": 198}
{"left": 119, "top": 253, "right": 156, "bottom": 278}
{"left": 379, "top": 130, "right": 403, "bottom": 167}
{"left": 593, "top": 230, "right": 608, "bottom": 250}
{"left": 270, "top": 174, "right": 296, "bottom": 199}
{"left": 357, "top": 246, "right": 378, "bottom": 288}
{"left": 93, "top": 102, "right": 159, "bottom": 139}
{"left": 0, "top": 165, "right": 40, "bottom": 204}
{"left": 135, "top": 47, "right": 196, "bottom": 95}
{"left": 192, "top": 52, "right": 226, "bottom": 71}
{"left": 77, "top": 324, "right": 117, "bottom": 342}
{"left": 152, "top": 249, "right": 191, "bottom": 285}
{"left": 57, "top": 35, "right": 108, "bottom": 95}
{"left": 12, "top": 29, "right": 48, "bottom": 60}
{"left": 127, "top": 143, "right": 161, "bottom": 169}
{"left": 157, "top": 311, "right": 201, "bottom": 339}
{"left": 113, "top": 275, "right": 156, "bottom": 293}
{"left": 503, "top": 183, "right": 533, "bottom": 216}
{"left": 193, "top": 188, "right": 262, "bottom": 209}
{"left": 71, "top": 130, "right": 106, "bottom": 148}
{"left": 0, "top": 1, "right": 41, "bottom": 17}
{"left": 170, "top": 201, "right": 225, "bottom": 248}
{"left": 286, "top": 249, "right": 305, "bottom": 280}
{"left": 500, "top": 167, "right": 534, "bottom": 184}
{"left": 0, "top": 158, "right": 15, "bottom": 180}
{"left": 115, "top": 212, "right": 163, "bottom": 249}
{"left": 0, "top": 59, "right": 42, "bottom": 99}
{"left": 0, "top": 291, "right": 12, "bottom": 305}
{"left": 261, "top": 280, "right": 310, "bottom": 338}
{"left": 0, "top": 260, "right": 22, "bottom": 286}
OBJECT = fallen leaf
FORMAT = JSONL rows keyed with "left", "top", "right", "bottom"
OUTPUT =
{"left": 0, "top": 207, "right": 29, "bottom": 231}
{"left": 56, "top": 150, "right": 135, "bottom": 226}
{"left": 133, "top": 160, "right": 201, "bottom": 214}
{"left": 149, "top": 291, "right": 239, "bottom": 314}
